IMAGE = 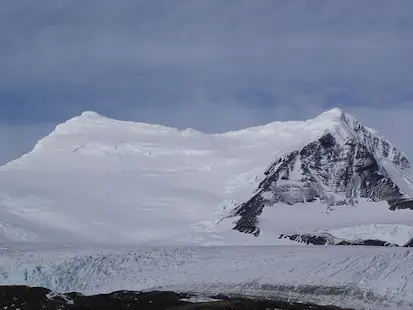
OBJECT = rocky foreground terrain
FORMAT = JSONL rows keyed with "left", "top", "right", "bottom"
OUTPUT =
{"left": 0, "top": 286, "right": 353, "bottom": 310}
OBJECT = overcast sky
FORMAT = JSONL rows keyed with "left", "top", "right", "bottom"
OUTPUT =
{"left": 1, "top": 0, "right": 413, "bottom": 164}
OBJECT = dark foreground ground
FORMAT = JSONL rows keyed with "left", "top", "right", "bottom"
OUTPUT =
{"left": 0, "top": 286, "right": 354, "bottom": 310}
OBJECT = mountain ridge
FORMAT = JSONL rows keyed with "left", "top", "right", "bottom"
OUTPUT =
{"left": 6, "top": 107, "right": 400, "bottom": 168}
{"left": 230, "top": 109, "right": 413, "bottom": 237}
{"left": 0, "top": 108, "right": 412, "bottom": 246}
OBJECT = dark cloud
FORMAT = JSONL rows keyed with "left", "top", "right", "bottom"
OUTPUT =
{"left": 0, "top": 0, "right": 412, "bottom": 163}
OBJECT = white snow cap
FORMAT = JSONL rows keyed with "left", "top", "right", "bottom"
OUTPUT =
{"left": 4, "top": 107, "right": 406, "bottom": 168}
{"left": 80, "top": 111, "right": 104, "bottom": 118}
{"left": 317, "top": 107, "right": 343, "bottom": 117}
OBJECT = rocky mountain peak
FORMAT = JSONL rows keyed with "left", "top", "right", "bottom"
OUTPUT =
{"left": 231, "top": 109, "right": 413, "bottom": 236}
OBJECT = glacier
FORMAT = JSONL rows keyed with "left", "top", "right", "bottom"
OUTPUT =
{"left": 1, "top": 246, "right": 413, "bottom": 309}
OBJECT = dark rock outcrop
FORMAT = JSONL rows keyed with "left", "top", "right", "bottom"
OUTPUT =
{"left": 232, "top": 111, "right": 413, "bottom": 236}
{"left": 404, "top": 238, "right": 413, "bottom": 247}
{"left": 0, "top": 285, "right": 355, "bottom": 310}
{"left": 336, "top": 239, "right": 395, "bottom": 247}
{"left": 279, "top": 234, "right": 398, "bottom": 247}
{"left": 279, "top": 233, "right": 330, "bottom": 245}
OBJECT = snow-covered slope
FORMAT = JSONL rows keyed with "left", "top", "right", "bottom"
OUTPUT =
{"left": 0, "top": 108, "right": 412, "bottom": 245}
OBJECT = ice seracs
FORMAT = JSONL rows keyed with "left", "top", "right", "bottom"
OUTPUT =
{"left": 2, "top": 246, "right": 413, "bottom": 309}
{"left": 0, "top": 108, "right": 412, "bottom": 246}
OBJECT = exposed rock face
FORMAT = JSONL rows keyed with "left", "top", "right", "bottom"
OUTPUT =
{"left": 278, "top": 234, "right": 398, "bottom": 247}
{"left": 232, "top": 111, "right": 413, "bottom": 236}
{"left": 0, "top": 286, "right": 354, "bottom": 310}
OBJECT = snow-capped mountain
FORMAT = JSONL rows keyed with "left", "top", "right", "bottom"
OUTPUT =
{"left": 0, "top": 108, "right": 412, "bottom": 246}
{"left": 231, "top": 109, "right": 413, "bottom": 237}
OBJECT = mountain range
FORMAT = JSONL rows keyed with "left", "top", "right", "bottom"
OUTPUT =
{"left": 0, "top": 108, "right": 412, "bottom": 246}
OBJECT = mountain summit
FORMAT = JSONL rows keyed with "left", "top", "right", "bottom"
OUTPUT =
{"left": 231, "top": 108, "right": 413, "bottom": 236}
{"left": 0, "top": 108, "right": 412, "bottom": 245}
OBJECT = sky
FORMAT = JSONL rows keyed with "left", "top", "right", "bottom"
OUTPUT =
{"left": 1, "top": 0, "right": 413, "bottom": 164}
